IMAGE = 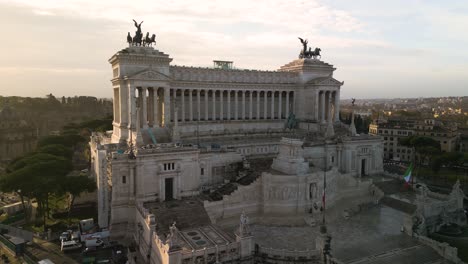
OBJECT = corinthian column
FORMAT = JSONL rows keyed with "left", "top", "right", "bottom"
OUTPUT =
{"left": 320, "top": 91, "right": 325, "bottom": 123}
{"left": 189, "top": 89, "right": 193, "bottom": 121}
{"left": 204, "top": 90, "right": 209, "bottom": 121}
{"left": 249, "top": 91, "right": 253, "bottom": 120}
{"left": 271, "top": 91, "right": 275, "bottom": 119}
{"left": 234, "top": 91, "right": 238, "bottom": 120}
{"left": 220, "top": 90, "right": 224, "bottom": 120}
{"left": 163, "top": 87, "right": 170, "bottom": 126}
{"left": 241, "top": 90, "right": 246, "bottom": 120}
{"left": 256, "top": 91, "right": 260, "bottom": 119}
{"left": 227, "top": 91, "right": 231, "bottom": 120}
{"left": 278, "top": 91, "right": 283, "bottom": 119}
{"left": 197, "top": 89, "right": 201, "bottom": 121}
{"left": 142, "top": 87, "right": 148, "bottom": 128}
{"left": 212, "top": 90, "right": 216, "bottom": 120}
{"left": 285, "top": 91, "right": 290, "bottom": 118}
{"left": 334, "top": 90, "right": 340, "bottom": 122}
{"left": 263, "top": 91, "right": 268, "bottom": 119}
{"left": 181, "top": 89, "right": 185, "bottom": 122}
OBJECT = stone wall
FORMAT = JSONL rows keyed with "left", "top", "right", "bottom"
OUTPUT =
{"left": 204, "top": 177, "right": 263, "bottom": 224}
{"left": 414, "top": 234, "right": 465, "bottom": 264}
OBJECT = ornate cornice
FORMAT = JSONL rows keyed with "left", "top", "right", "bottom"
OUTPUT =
{"left": 170, "top": 65, "right": 298, "bottom": 84}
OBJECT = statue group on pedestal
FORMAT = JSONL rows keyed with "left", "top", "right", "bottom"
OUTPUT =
{"left": 298, "top": 37, "right": 321, "bottom": 59}
{"left": 127, "top": 19, "right": 156, "bottom": 47}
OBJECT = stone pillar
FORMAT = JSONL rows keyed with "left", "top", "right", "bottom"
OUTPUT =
{"left": 227, "top": 90, "right": 231, "bottom": 120}
{"left": 320, "top": 91, "right": 325, "bottom": 123}
{"left": 249, "top": 91, "right": 253, "bottom": 120}
{"left": 163, "top": 87, "right": 170, "bottom": 126}
{"left": 315, "top": 90, "right": 320, "bottom": 121}
{"left": 263, "top": 91, "right": 268, "bottom": 119}
{"left": 285, "top": 91, "right": 290, "bottom": 118}
{"left": 173, "top": 89, "right": 177, "bottom": 122}
{"left": 212, "top": 90, "right": 216, "bottom": 120}
{"left": 241, "top": 90, "right": 246, "bottom": 120}
{"left": 256, "top": 91, "right": 260, "bottom": 119}
{"left": 204, "top": 90, "right": 209, "bottom": 121}
{"left": 271, "top": 91, "right": 275, "bottom": 119}
{"left": 292, "top": 91, "right": 296, "bottom": 115}
{"left": 334, "top": 90, "right": 340, "bottom": 122}
{"left": 181, "top": 89, "right": 185, "bottom": 122}
{"left": 220, "top": 90, "right": 224, "bottom": 120}
{"left": 147, "top": 88, "right": 154, "bottom": 127}
{"left": 197, "top": 90, "right": 201, "bottom": 121}
{"left": 278, "top": 91, "right": 283, "bottom": 119}
{"left": 153, "top": 88, "right": 159, "bottom": 127}
{"left": 234, "top": 91, "right": 238, "bottom": 120}
{"left": 141, "top": 87, "right": 148, "bottom": 128}
{"left": 189, "top": 89, "right": 193, "bottom": 121}
{"left": 128, "top": 84, "right": 136, "bottom": 130}
{"left": 325, "top": 91, "right": 330, "bottom": 121}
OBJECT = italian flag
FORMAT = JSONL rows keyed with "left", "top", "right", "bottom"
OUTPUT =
{"left": 403, "top": 163, "right": 413, "bottom": 184}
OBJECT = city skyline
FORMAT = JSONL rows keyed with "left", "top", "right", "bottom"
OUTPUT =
{"left": 1, "top": 0, "right": 467, "bottom": 99}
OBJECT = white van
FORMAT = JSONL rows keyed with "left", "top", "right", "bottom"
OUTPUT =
{"left": 61, "top": 240, "right": 82, "bottom": 251}
{"left": 85, "top": 238, "right": 104, "bottom": 248}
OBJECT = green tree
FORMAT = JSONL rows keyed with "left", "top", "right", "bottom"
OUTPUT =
{"left": 0, "top": 154, "right": 72, "bottom": 229}
{"left": 60, "top": 175, "right": 96, "bottom": 218}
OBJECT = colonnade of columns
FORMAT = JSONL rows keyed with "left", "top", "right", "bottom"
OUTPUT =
{"left": 133, "top": 87, "right": 166, "bottom": 129}
{"left": 169, "top": 89, "right": 294, "bottom": 123}
{"left": 317, "top": 90, "right": 340, "bottom": 123}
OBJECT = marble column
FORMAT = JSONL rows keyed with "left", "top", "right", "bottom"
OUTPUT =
{"left": 241, "top": 90, "right": 246, "bottom": 120}
{"left": 315, "top": 90, "right": 320, "bottom": 121}
{"left": 173, "top": 89, "right": 177, "bottom": 122}
{"left": 197, "top": 90, "right": 201, "bottom": 121}
{"left": 181, "top": 89, "right": 185, "bottom": 122}
{"left": 234, "top": 91, "right": 238, "bottom": 120}
{"left": 153, "top": 88, "right": 159, "bottom": 127}
{"left": 278, "top": 91, "right": 283, "bottom": 119}
{"left": 292, "top": 91, "right": 296, "bottom": 115}
{"left": 271, "top": 91, "right": 275, "bottom": 119}
{"left": 325, "top": 91, "right": 330, "bottom": 121}
{"left": 249, "top": 91, "right": 253, "bottom": 120}
{"left": 212, "top": 90, "right": 216, "bottom": 120}
{"left": 334, "top": 90, "right": 340, "bottom": 122}
{"left": 227, "top": 91, "right": 231, "bottom": 120}
{"left": 285, "top": 91, "right": 290, "bottom": 118}
{"left": 189, "top": 89, "right": 193, "bottom": 121}
{"left": 256, "top": 91, "right": 260, "bottom": 119}
{"left": 263, "top": 91, "right": 268, "bottom": 119}
{"left": 129, "top": 84, "right": 136, "bottom": 129}
{"left": 142, "top": 87, "right": 148, "bottom": 128}
{"left": 320, "top": 91, "right": 325, "bottom": 123}
{"left": 163, "top": 87, "right": 170, "bottom": 126}
{"left": 204, "top": 90, "right": 209, "bottom": 121}
{"left": 220, "top": 90, "right": 224, "bottom": 120}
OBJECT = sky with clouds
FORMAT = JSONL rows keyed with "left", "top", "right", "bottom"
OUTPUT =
{"left": 0, "top": 0, "right": 467, "bottom": 99}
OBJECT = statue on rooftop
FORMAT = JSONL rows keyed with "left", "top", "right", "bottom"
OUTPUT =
{"left": 298, "top": 37, "right": 321, "bottom": 59}
{"left": 128, "top": 19, "right": 157, "bottom": 47}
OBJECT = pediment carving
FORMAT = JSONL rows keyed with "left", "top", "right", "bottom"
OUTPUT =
{"left": 309, "top": 77, "right": 343, "bottom": 86}
{"left": 127, "top": 70, "right": 171, "bottom": 81}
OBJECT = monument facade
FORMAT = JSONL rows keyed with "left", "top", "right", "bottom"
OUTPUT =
{"left": 90, "top": 22, "right": 386, "bottom": 264}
